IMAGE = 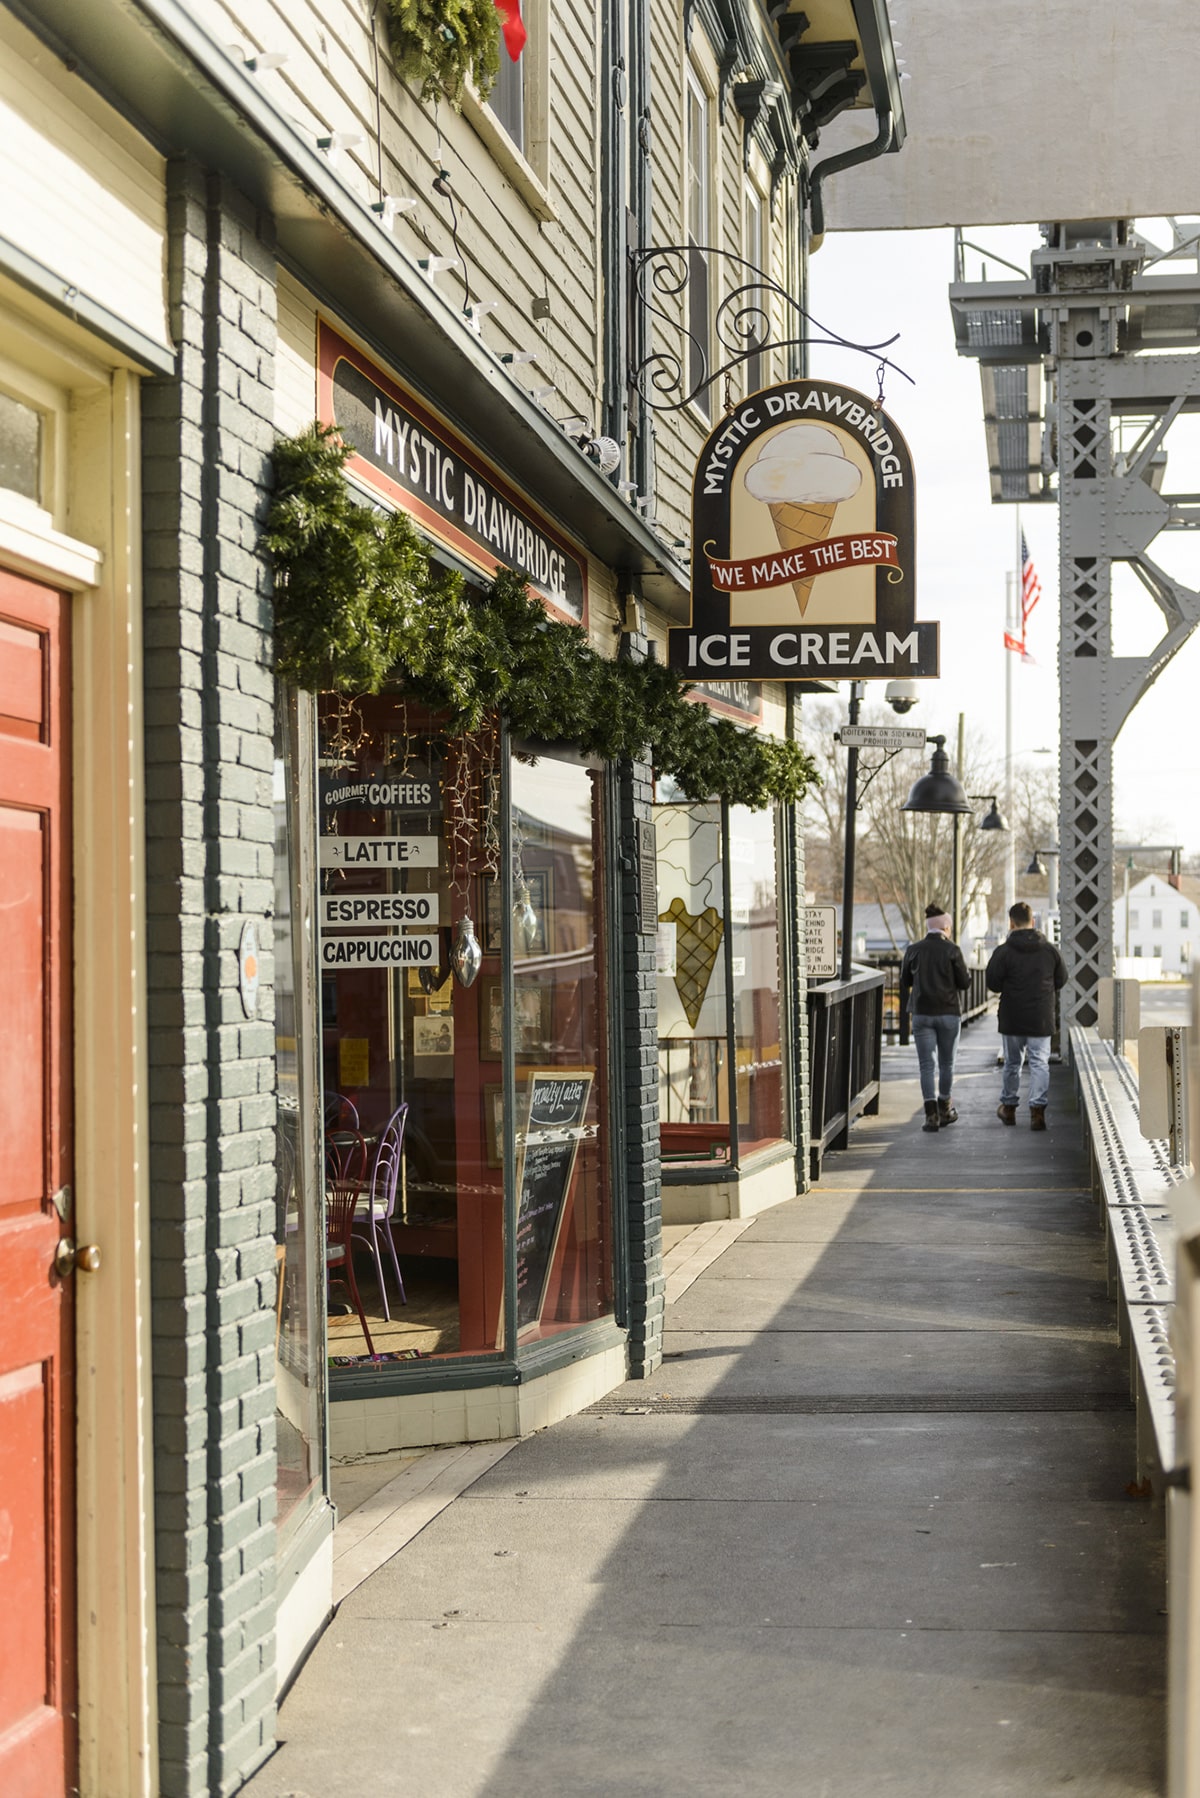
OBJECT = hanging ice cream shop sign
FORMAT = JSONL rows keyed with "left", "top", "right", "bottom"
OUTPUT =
{"left": 669, "top": 380, "right": 936, "bottom": 681}
{"left": 318, "top": 321, "right": 587, "bottom": 623}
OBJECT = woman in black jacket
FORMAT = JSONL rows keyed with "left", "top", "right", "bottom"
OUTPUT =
{"left": 900, "top": 903, "right": 971, "bottom": 1133}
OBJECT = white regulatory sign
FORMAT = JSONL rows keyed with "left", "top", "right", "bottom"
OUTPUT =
{"left": 805, "top": 905, "right": 837, "bottom": 978}
{"left": 318, "top": 835, "right": 438, "bottom": 869}
{"left": 320, "top": 893, "right": 440, "bottom": 929}
{"left": 837, "top": 724, "right": 927, "bottom": 750}
{"left": 320, "top": 933, "right": 439, "bottom": 968}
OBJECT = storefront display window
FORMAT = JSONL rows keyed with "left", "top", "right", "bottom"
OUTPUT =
{"left": 273, "top": 691, "right": 328, "bottom": 1539}
{"left": 655, "top": 799, "right": 730, "bottom": 1163}
{"left": 655, "top": 789, "right": 789, "bottom": 1170}
{"left": 729, "top": 804, "right": 786, "bottom": 1151}
{"left": 509, "top": 751, "right": 613, "bottom": 1340}
{"left": 306, "top": 692, "right": 615, "bottom": 1377}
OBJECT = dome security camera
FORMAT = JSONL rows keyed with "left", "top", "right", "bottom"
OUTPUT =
{"left": 884, "top": 679, "right": 921, "bottom": 715}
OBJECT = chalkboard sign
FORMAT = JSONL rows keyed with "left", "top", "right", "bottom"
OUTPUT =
{"left": 514, "top": 1070, "right": 594, "bottom": 1333}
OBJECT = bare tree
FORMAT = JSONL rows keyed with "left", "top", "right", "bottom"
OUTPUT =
{"left": 1006, "top": 759, "right": 1060, "bottom": 909}
{"left": 799, "top": 699, "right": 850, "bottom": 902}
{"left": 800, "top": 697, "right": 1008, "bottom": 940}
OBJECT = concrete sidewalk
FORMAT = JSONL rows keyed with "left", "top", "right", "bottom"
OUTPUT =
{"left": 247, "top": 1031, "right": 1166, "bottom": 1798}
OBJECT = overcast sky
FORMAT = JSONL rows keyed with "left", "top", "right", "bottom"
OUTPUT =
{"left": 806, "top": 222, "right": 1199, "bottom": 860}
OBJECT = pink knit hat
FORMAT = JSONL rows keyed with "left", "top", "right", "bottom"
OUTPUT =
{"left": 925, "top": 913, "right": 952, "bottom": 933}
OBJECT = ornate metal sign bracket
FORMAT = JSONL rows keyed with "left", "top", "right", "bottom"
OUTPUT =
{"left": 629, "top": 245, "right": 914, "bottom": 415}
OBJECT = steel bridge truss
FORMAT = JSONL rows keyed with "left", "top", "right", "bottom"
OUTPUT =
{"left": 950, "top": 221, "right": 1200, "bottom": 1024}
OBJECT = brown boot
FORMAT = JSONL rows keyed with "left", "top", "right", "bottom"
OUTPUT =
{"left": 997, "top": 1103, "right": 1016, "bottom": 1125}
{"left": 1030, "top": 1106, "right": 1047, "bottom": 1131}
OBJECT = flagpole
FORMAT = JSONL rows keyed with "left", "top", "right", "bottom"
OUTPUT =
{"left": 1005, "top": 569, "right": 1015, "bottom": 916}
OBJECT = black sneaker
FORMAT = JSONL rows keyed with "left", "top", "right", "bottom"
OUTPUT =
{"left": 938, "top": 1099, "right": 958, "bottom": 1125}
{"left": 922, "top": 1101, "right": 940, "bottom": 1133}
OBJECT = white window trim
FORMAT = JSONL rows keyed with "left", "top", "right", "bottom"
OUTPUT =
{"left": 461, "top": 28, "right": 555, "bottom": 224}
{"left": 743, "top": 161, "right": 771, "bottom": 393}
{"left": 684, "top": 57, "right": 716, "bottom": 431}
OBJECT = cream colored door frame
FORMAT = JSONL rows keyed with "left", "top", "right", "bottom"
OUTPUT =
{"left": 0, "top": 311, "right": 157, "bottom": 1797}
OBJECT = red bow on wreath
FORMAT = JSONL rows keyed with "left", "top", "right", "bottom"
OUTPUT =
{"left": 494, "top": 0, "right": 527, "bottom": 60}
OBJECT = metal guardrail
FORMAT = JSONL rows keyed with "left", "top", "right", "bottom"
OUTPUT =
{"left": 875, "top": 956, "right": 991, "bottom": 1046}
{"left": 807, "top": 964, "right": 884, "bottom": 1180}
{"left": 1070, "top": 1024, "right": 1182, "bottom": 1489}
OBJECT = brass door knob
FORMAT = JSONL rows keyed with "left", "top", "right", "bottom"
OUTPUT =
{"left": 53, "top": 1239, "right": 102, "bottom": 1277}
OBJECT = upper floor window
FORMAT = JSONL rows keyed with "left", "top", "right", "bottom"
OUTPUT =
{"left": 489, "top": 39, "right": 525, "bottom": 153}
{"left": 1129, "top": 910, "right": 1139, "bottom": 928}
{"left": 1152, "top": 908, "right": 1163, "bottom": 929}
{"left": 1182, "top": 910, "right": 1191, "bottom": 928}
{"left": 744, "top": 187, "right": 767, "bottom": 394}
{"left": 0, "top": 390, "right": 41, "bottom": 503}
{"left": 686, "top": 67, "right": 712, "bottom": 420}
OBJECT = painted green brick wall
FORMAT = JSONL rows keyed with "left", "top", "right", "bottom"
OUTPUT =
{"left": 142, "top": 155, "right": 280, "bottom": 1798}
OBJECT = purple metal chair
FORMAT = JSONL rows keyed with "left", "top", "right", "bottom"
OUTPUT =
{"left": 353, "top": 1104, "right": 408, "bottom": 1318}
{"left": 323, "top": 1131, "right": 373, "bottom": 1355}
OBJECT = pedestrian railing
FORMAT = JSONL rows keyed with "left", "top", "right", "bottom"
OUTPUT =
{"left": 807, "top": 964, "right": 884, "bottom": 1180}
{"left": 885, "top": 960, "right": 991, "bottom": 1046}
{"left": 961, "top": 964, "right": 991, "bottom": 1025}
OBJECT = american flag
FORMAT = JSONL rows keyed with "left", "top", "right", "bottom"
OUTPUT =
{"left": 1005, "top": 532, "right": 1043, "bottom": 657}
{"left": 1020, "top": 532, "right": 1043, "bottom": 633}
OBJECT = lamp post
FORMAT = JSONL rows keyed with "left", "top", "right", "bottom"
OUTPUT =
{"left": 901, "top": 737, "right": 973, "bottom": 940}
{"left": 958, "top": 794, "right": 1007, "bottom": 943}
{"left": 1025, "top": 847, "right": 1061, "bottom": 931}
{"left": 839, "top": 680, "right": 864, "bottom": 983}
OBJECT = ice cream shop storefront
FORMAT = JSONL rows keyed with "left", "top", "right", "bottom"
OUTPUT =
{"left": 272, "top": 320, "right": 640, "bottom": 1474}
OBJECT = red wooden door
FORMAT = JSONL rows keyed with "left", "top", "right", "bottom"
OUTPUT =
{"left": 0, "top": 571, "right": 75, "bottom": 1795}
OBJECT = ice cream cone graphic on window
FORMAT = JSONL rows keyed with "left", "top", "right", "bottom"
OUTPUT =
{"left": 743, "top": 425, "right": 863, "bottom": 615}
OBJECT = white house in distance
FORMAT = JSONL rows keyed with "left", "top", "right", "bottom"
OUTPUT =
{"left": 1112, "top": 874, "right": 1198, "bottom": 976}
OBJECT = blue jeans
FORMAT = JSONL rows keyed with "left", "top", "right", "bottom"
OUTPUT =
{"left": 912, "top": 1013, "right": 962, "bottom": 1103}
{"left": 1001, "top": 1035, "right": 1051, "bottom": 1109}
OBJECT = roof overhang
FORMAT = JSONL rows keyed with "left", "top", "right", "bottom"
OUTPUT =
{"left": 765, "top": 0, "right": 905, "bottom": 148}
{"left": 8, "top": 0, "right": 691, "bottom": 616}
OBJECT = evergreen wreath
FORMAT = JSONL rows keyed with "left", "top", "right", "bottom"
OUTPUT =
{"left": 264, "top": 425, "right": 819, "bottom": 810}
{"left": 383, "top": 0, "right": 500, "bottom": 104}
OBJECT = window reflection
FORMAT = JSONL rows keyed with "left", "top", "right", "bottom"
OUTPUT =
{"left": 655, "top": 800, "right": 731, "bottom": 1164}
{"left": 729, "top": 804, "right": 786, "bottom": 1150}
{"left": 508, "top": 752, "right": 613, "bottom": 1340}
{"left": 655, "top": 794, "right": 789, "bottom": 1166}
{"left": 273, "top": 692, "right": 326, "bottom": 1539}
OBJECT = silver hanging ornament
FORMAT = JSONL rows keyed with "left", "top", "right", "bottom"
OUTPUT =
{"left": 449, "top": 914, "right": 483, "bottom": 988}
{"left": 512, "top": 882, "right": 539, "bottom": 952}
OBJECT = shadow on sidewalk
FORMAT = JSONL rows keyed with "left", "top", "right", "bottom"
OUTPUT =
{"left": 251, "top": 1032, "right": 1166, "bottom": 1798}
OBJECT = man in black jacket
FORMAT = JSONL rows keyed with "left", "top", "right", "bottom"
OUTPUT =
{"left": 985, "top": 901, "right": 1068, "bottom": 1131}
{"left": 900, "top": 903, "right": 971, "bottom": 1133}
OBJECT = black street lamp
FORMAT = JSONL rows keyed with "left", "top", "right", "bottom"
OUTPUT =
{"left": 900, "top": 735, "right": 972, "bottom": 816}
{"left": 902, "top": 745, "right": 1009, "bottom": 943}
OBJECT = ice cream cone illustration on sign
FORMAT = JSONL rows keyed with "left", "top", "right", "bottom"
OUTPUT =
{"left": 743, "top": 425, "right": 862, "bottom": 615}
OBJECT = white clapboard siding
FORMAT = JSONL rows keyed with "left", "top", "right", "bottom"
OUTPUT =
{"left": 647, "top": 0, "right": 805, "bottom": 545}
{"left": 190, "top": 0, "right": 602, "bottom": 428}
{"left": 275, "top": 271, "right": 319, "bottom": 436}
{"left": 760, "top": 686, "right": 788, "bottom": 742}
{"left": 0, "top": 11, "right": 168, "bottom": 352}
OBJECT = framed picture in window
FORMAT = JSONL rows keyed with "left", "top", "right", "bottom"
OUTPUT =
{"left": 480, "top": 976, "right": 553, "bottom": 1061}
{"left": 482, "top": 867, "right": 555, "bottom": 954}
{"left": 484, "top": 1079, "right": 534, "bottom": 1168}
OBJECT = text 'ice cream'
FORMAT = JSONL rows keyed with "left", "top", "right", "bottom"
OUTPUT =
{"left": 743, "top": 425, "right": 863, "bottom": 614}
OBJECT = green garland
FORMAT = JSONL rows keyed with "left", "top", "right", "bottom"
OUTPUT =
{"left": 383, "top": 0, "right": 500, "bottom": 104}
{"left": 263, "top": 425, "right": 819, "bottom": 810}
